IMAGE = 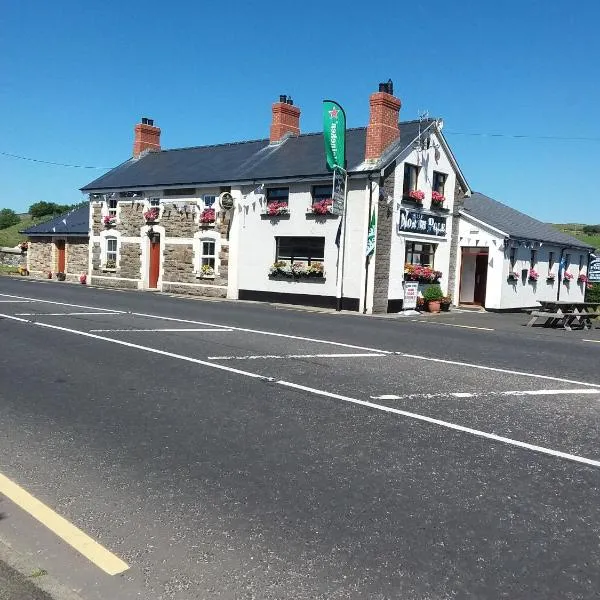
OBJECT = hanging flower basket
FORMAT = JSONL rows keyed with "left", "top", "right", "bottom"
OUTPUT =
{"left": 578, "top": 274, "right": 589, "bottom": 284}
{"left": 507, "top": 272, "right": 519, "bottom": 282}
{"left": 563, "top": 272, "right": 574, "bottom": 283}
{"left": 144, "top": 208, "right": 159, "bottom": 223}
{"left": 199, "top": 208, "right": 216, "bottom": 224}
{"left": 528, "top": 269, "right": 539, "bottom": 282}
{"left": 546, "top": 273, "right": 556, "bottom": 281}
{"left": 103, "top": 215, "right": 117, "bottom": 228}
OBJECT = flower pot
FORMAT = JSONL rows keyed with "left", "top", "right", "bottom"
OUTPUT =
{"left": 56, "top": 272, "right": 66, "bottom": 281}
{"left": 427, "top": 300, "right": 441, "bottom": 313}
{"left": 440, "top": 302, "right": 450, "bottom": 312}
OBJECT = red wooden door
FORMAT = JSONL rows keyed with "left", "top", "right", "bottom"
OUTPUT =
{"left": 149, "top": 239, "right": 160, "bottom": 288}
{"left": 56, "top": 240, "right": 66, "bottom": 272}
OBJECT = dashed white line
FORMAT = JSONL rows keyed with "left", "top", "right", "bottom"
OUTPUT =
{"left": 90, "top": 328, "right": 233, "bottom": 333}
{"left": 371, "top": 389, "right": 600, "bottom": 400}
{"left": 17, "top": 312, "right": 124, "bottom": 317}
{"left": 583, "top": 339, "right": 600, "bottom": 344}
{"left": 208, "top": 353, "right": 385, "bottom": 360}
{"left": 410, "top": 319, "right": 495, "bottom": 331}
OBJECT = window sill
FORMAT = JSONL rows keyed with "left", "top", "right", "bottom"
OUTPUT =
{"left": 261, "top": 213, "right": 290, "bottom": 220}
{"left": 199, "top": 222, "right": 216, "bottom": 228}
{"left": 102, "top": 268, "right": 117, "bottom": 273}
{"left": 196, "top": 274, "right": 215, "bottom": 280}
{"left": 268, "top": 274, "right": 326, "bottom": 282}
{"left": 401, "top": 197, "right": 424, "bottom": 207}
{"left": 430, "top": 205, "right": 450, "bottom": 213}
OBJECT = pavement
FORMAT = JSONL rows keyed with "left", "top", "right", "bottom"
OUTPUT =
{"left": 0, "top": 276, "right": 599, "bottom": 599}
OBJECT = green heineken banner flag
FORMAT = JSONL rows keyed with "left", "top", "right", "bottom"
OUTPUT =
{"left": 366, "top": 209, "right": 376, "bottom": 256}
{"left": 323, "top": 100, "right": 346, "bottom": 171}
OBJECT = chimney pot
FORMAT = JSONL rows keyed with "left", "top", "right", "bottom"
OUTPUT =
{"left": 287, "top": 97, "right": 294, "bottom": 105}
{"left": 279, "top": 94, "right": 287, "bottom": 103}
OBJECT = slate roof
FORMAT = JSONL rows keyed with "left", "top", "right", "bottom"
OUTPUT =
{"left": 21, "top": 205, "right": 89, "bottom": 237}
{"left": 463, "top": 192, "right": 594, "bottom": 250}
{"left": 81, "top": 120, "right": 432, "bottom": 192}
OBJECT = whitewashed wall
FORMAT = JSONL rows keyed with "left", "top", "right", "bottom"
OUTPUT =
{"left": 388, "top": 132, "right": 456, "bottom": 301}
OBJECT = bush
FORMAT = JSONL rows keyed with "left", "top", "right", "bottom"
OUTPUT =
{"left": 586, "top": 283, "right": 600, "bottom": 303}
{"left": 0, "top": 208, "right": 20, "bottom": 230}
{"left": 423, "top": 285, "right": 444, "bottom": 302}
{"left": 582, "top": 225, "right": 600, "bottom": 235}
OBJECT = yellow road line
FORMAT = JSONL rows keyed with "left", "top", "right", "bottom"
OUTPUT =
{"left": 0, "top": 472, "right": 129, "bottom": 575}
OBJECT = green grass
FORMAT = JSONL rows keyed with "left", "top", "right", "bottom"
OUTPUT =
{"left": 0, "top": 216, "right": 36, "bottom": 247}
{"left": 553, "top": 224, "right": 600, "bottom": 251}
{"left": 0, "top": 264, "right": 20, "bottom": 274}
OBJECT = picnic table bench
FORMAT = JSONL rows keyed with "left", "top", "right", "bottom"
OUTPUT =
{"left": 526, "top": 301, "right": 600, "bottom": 330}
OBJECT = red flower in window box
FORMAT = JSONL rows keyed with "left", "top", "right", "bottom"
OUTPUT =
{"left": 267, "top": 202, "right": 289, "bottom": 216}
{"left": 103, "top": 215, "right": 116, "bottom": 227}
{"left": 199, "top": 208, "right": 216, "bottom": 224}
{"left": 578, "top": 273, "right": 589, "bottom": 283}
{"left": 311, "top": 199, "right": 333, "bottom": 215}
{"left": 431, "top": 191, "right": 445, "bottom": 205}
{"left": 408, "top": 190, "right": 425, "bottom": 202}
{"left": 144, "top": 208, "right": 159, "bottom": 222}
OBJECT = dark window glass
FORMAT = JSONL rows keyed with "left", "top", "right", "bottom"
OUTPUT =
{"left": 163, "top": 188, "right": 196, "bottom": 196}
{"left": 276, "top": 237, "right": 325, "bottom": 264}
{"left": 530, "top": 249, "right": 537, "bottom": 269}
{"left": 403, "top": 164, "right": 419, "bottom": 195}
{"left": 548, "top": 251, "right": 555, "bottom": 270}
{"left": 432, "top": 172, "right": 447, "bottom": 195}
{"left": 312, "top": 185, "right": 332, "bottom": 204}
{"left": 405, "top": 242, "right": 435, "bottom": 266}
{"left": 510, "top": 247, "right": 516, "bottom": 268}
{"left": 267, "top": 188, "right": 289, "bottom": 203}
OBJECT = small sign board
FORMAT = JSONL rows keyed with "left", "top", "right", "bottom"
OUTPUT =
{"left": 589, "top": 257, "right": 600, "bottom": 282}
{"left": 331, "top": 167, "right": 347, "bottom": 216}
{"left": 399, "top": 208, "right": 447, "bottom": 237}
{"left": 403, "top": 282, "right": 419, "bottom": 310}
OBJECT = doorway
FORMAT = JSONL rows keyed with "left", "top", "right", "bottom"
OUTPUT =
{"left": 149, "top": 236, "right": 160, "bottom": 289}
{"left": 459, "top": 247, "right": 489, "bottom": 306}
{"left": 55, "top": 240, "right": 66, "bottom": 273}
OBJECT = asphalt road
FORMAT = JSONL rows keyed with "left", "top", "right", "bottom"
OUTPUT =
{"left": 0, "top": 277, "right": 599, "bottom": 599}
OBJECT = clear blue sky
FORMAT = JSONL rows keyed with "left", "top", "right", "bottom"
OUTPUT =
{"left": 2, "top": 0, "right": 599, "bottom": 223}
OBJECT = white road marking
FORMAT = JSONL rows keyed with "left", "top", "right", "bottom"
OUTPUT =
{"left": 410, "top": 319, "right": 495, "bottom": 331}
{"left": 0, "top": 300, "right": 31, "bottom": 303}
{"left": 280, "top": 381, "right": 600, "bottom": 469}
{"left": 90, "top": 328, "right": 233, "bottom": 333}
{"left": 2, "top": 310, "right": 600, "bottom": 468}
{"left": 371, "top": 389, "right": 600, "bottom": 400}
{"left": 16, "top": 312, "right": 124, "bottom": 317}
{"left": 0, "top": 293, "right": 123, "bottom": 313}
{"left": 208, "top": 353, "right": 385, "bottom": 360}
{"left": 583, "top": 339, "right": 600, "bottom": 344}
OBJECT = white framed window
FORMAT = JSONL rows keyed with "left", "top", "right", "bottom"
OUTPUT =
{"left": 106, "top": 236, "right": 117, "bottom": 268}
{"left": 194, "top": 230, "right": 220, "bottom": 277}
{"left": 107, "top": 197, "right": 118, "bottom": 216}
{"left": 149, "top": 197, "right": 161, "bottom": 207}
{"left": 201, "top": 239, "right": 216, "bottom": 269}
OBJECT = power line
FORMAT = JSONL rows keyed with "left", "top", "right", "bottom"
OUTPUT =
{"left": 0, "top": 150, "right": 110, "bottom": 169}
{"left": 445, "top": 131, "right": 600, "bottom": 142}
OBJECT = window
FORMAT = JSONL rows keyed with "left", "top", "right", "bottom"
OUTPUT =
{"left": 267, "top": 188, "right": 289, "bottom": 203}
{"left": 106, "top": 237, "right": 117, "bottom": 267}
{"left": 405, "top": 242, "right": 436, "bottom": 267}
{"left": 509, "top": 247, "right": 517, "bottom": 269}
{"left": 312, "top": 185, "right": 332, "bottom": 204}
{"left": 548, "top": 251, "right": 555, "bottom": 271}
{"left": 276, "top": 236, "right": 325, "bottom": 265}
{"left": 107, "top": 197, "right": 117, "bottom": 216}
{"left": 432, "top": 172, "right": 447, "bottom": 195}
{"left": 163, "top": 188, "right": 196, "bottom": 196}
{"left": 149, "top": 197, "right": 161, "bottom": 207}
{"left": 530, "top": 249, "right": 537, "bottom": 269}
{"left": 403, "top": 164, "right": 419, "bottom": 196}
{"left": 201, "top": 240, "right": 216, "bottom": 269}
{"left": 202, "top": 195, "right": 216, "bottom": 209}
{"left": 579, "top": 254, "right": 585, "bottom": 272}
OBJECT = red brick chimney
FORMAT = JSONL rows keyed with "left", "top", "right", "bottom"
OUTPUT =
{"left": 133, "top": 117, "right": 161, "bottom": 158}
{"left": 270, "top": 95, "right": 301, "bottom": 143}
{"left": 365, "top": 80, "right": 401, "bottom": 161}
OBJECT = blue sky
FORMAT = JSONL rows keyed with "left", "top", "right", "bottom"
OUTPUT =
{"left": 2, "top": 0, "right": 599, "bottom": 223}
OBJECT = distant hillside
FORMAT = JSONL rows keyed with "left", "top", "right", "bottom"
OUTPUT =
{"left": 0, "top": 215, "right": 37, "bottom": 247}
{"left": 553, "top": 224, "right": 600, "bottom": 251}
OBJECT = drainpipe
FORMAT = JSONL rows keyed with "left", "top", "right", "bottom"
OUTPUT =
{"left": 363, "top": 175, "right": 374, "bottom": 313}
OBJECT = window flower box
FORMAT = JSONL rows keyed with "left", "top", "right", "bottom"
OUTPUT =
{"left": 144, "top": 208, "right": 159, "bottom": 223}
{"left": 310, "top": 199, "right": 333, "bottom": 215}
{"left": 197, "top": 264, "right": 215, "bottom": 279}
{"left": 578, "top": 273, "right": 589, "bottom": 284}
{"left": 404, "top": 263, "right": 442, "bottom": 283}
{"left": 546, "top": 273, "right": 556, "bottom": 281}
{"left": 563, "top": 272, "right": 574, "bottom": 283}
{"left": 199, "top": 208, "right": 216, "bottom": 225}
{"left": 265, "top": 202, "right": 289, "bottom": 217}
{"left": 431, "top": 191, "right": 445, "bottom": 208}
{"left": 507, "top": 271, "right": 519, "bottom": 282}
{"left": 528, "top": 269, "right": 539, "bottom": 282}
{"left": 404, "top": 190, "right": 425, "bottom": 204}
{"left": 103, "top": 215, "right": 117, "bottom": 228}
{"left": 269, "top": 261, "right": 325, "bottom": 279}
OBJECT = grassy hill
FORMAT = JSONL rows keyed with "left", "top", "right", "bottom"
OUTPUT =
{"left": 0, "top": 216, "right": 36, "bottom": 248}
{"left": 553, "top": 224, "right": 600, "bottom": 251}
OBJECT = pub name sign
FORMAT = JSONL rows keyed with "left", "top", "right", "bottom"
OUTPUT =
{"left": 399, "top": 208, "right": 447, "bottom": 237}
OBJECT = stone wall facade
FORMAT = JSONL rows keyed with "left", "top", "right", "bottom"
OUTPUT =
{"left": 65, "top": 238, "right": 88, "bottom": 280}
{"left": 372, "top": 167, "right": 395, "bottom": 313}
{"left": 28, "top": 238, "right": 53, "bottom": 276}
{"left": 0, "top": 248, "right": 26, "bottom": 269}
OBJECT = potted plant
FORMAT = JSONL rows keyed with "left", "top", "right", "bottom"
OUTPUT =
{"left": 103, "top": 215, "right": 116, "bottom": 228}
{"left": 56, "top": 272, "right": 66, "bottom": 281}
{"left": 144, "top": 208, "right": 159, "bottom": 223}
{"left": 199, "top": 208, "right": 216, "bottom": 225}
{"left": 199, "top": 264, "right": 215, "bottom": 278}
{"left": 431, "top": 191, "right": 445, "bottom": 207}
{"left": 416, "top": 296, "right": 425, "bottom": 311}
{"left": 440, "top": 295, "right": 452, "bottom": 311}
{"left": 507, "top": 271, "right": 519, "bottom": 282}
{"left": 266, "top": 201, "right": 289, "bottom": 216}
{"left": 578, "top": 273, "right": 589, "bottom": 284}
{"left": 528, "top": 268, "right": 539, "bottom": 282}
{"left": 563, "top": 272, "right": 574, "bottom": 284}
{"left": 546, "top": 272, "right": 555, "bottom": 282}
{"left": 423, "top": 285, "right": 444, "bottom": 313}
{"left": 310, "top": 199, "right": 333, "bottom": 215}
{"left": 19, "top": 241, "right": 29, "bottom": 253}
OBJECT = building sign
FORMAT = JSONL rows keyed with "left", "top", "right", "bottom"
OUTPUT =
{"left": 403, "top": 282, "right": 419, "bottom": 310}
{"left": 331, "top": 166, "right": 347, "bottom": 216}
{"left": 398, "top": 208, "right": 447, "bottom": 237}
{"left": 589, "top": 257, "right": 600, "bottom": 282}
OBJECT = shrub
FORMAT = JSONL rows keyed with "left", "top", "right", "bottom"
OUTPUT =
{"left": 0, "top": 208, "right": 20, "bottom": 230}
{"left": 423, "top": 285, "right": 444, "bottom": 302}
{"left": 586, "top": 283, "right": 600, "bottom": 303}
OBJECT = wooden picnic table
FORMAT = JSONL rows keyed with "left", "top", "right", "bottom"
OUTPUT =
{"left": 526, "top": 301, "right": 600, "bottom": 330}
